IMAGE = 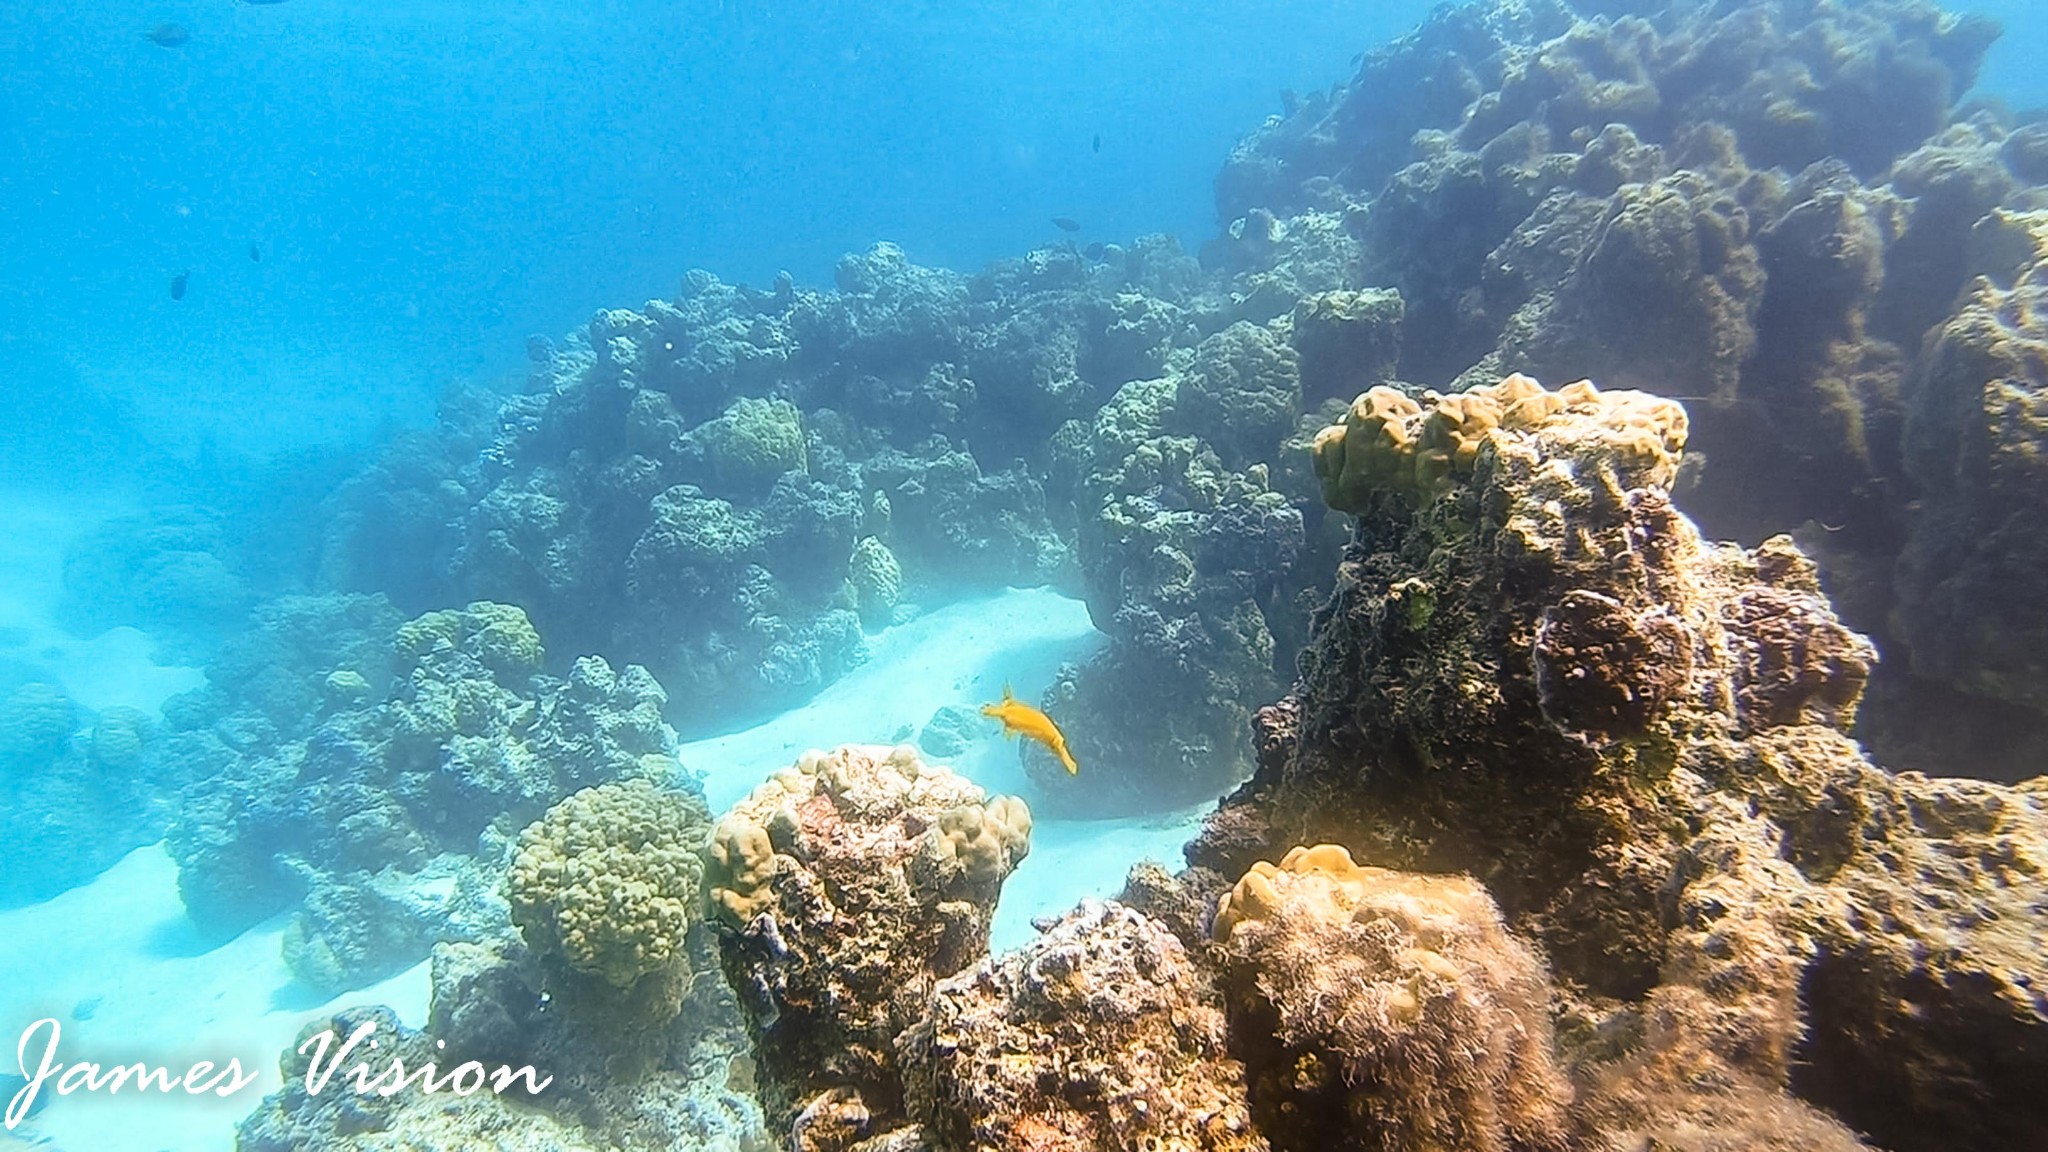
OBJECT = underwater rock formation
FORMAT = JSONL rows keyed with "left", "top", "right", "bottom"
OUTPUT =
{"left": 162, "top": 597, "right": 678, "bottom": 992}
{"left": 1210, "top": 0, "right": 2048, "bottom": 780}
{"left": 1890, "top": 207, "right": 2048, "bottom": 721}
{"left": 0, "top": 682, "right": 160, "bottom": 906}
{"left": 901, "top": 898, "right": 1261, "bottom": 1152}
{"left": 705, "top": 744, "right": 1031, "bottom": 1148}
{"left": 237, "top": 784, "right": 767, "bottom": 1152}
{"left": 1039, "top": 316, "right": 1327, "bottom": 814}
{"left": 1193, "top": 375, "right": 2047, "bottom": 1152}
{"left": 1212, "top": 844, "right": 1571, "bottom": 1152}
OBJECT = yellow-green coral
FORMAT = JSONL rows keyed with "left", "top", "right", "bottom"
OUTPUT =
{"left": 507, "top": 779, "right": 708, "bottom": 990}
{"left": 1311, "top": 373, "right": 1688, "bottom": 512}
{"left": 931, "top": 795, "right": 1033, "bottom": 886}
{"left": 393, "top": 601, "right": 544, "bottom": 676}
{"left": 705, "top": 396, "right": 808, "bottom": 491}
{"left": 704, "top": 812, "right": 778, "bottom": 927}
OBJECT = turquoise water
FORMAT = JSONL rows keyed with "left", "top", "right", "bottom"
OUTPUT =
{"left": 1, "top": 0, "right": 1441, "bottom": 460}
{"left": 5, "top": 2, "right": 2048, "bottom": 1149}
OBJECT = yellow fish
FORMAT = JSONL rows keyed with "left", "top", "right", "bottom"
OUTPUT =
{"left": 981, "top": 684, "right": 1079, "bottom": 775}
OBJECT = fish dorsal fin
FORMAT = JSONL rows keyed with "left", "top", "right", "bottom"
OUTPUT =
{"left": 1002, "top": 682, "right": 1016, "bottom": 703}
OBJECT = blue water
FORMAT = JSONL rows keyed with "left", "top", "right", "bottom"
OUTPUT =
{"left": 7, "top": 3, "right": 2048, "bottom": 1148}
{"left": 1, "top": 0, "right": 1450, "bottom": 466}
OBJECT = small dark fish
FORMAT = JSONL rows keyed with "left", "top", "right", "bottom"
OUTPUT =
{"left": 249, "top": 243, "right": 262, "bottom": 262}
{"left": 1092, "top": 133, "right": 1101, "bottom": 153}
{"left": 147, "top": 22, "right": 189, "bottom": 47}
{"left": 170, "top": 270, "right": 188, "bottom": 300}
{"left": 1051, "top": 216, "right": 1081, "bottom": 233}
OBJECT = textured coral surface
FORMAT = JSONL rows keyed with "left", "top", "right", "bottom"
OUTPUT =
{"left": 1196, "top": 376, "right": 2046, "bottom": 1152}
{"left": 707, "top": 744, "right": 1032, "bottom": 1145}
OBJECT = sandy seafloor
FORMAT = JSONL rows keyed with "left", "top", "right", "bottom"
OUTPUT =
{"left": 0, "top": 493, "right": 1208, "bottom": 1152}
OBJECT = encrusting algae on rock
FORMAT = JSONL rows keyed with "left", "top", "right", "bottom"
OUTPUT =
{"left": 1210, "top": 844, "right": 1571, "bottom": 1152}
{"left": 1310, "top": 373, "right": 1688, "bottom": 512}
{"left": 703, "top": 744, "right": 1033, "bottom": 1147}
{"left": 1194, "top": 372, "right": 2048, "bottom": 1151}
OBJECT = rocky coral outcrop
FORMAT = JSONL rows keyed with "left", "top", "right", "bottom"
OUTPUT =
{"left": 1207, "top": 0, "right": 2048, "bottom": 781}
{"left": 705, "top": 744, "right": 1032, "bottom": 1145}
{"left": 237, "top": 791, "right": 766, "bottom": 1152}
{"left": 1212, "top": 844, "right": 1570, "bottom": 1152}
{"left": 163, "top": 597, "right": 677, "bottom": 992}
{"left": 900, "top": 899, "right": 1263, "bottom": 1152}
{"left": 1194, "top": 376, "right": 2045, "bottom": 1152}
{"left": 0, "top": 683, "right": 161, "bottom": 905}
{"left": 1890, "top": 207, "right": 2048, "bottom": 720}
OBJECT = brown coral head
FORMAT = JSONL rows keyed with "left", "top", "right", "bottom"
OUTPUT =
{"left": 1534, "top": 589, "right": 1696, "bottom": 738}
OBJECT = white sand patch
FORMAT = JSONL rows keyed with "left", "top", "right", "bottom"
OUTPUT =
{"left": 680, "top": 585, "right": 1213, "bottom": 956}
{"left": 0, "top": 586, "right": 1224, "bottom": 1150}
{"left": 0, "top": 845, "right": 430, "bottom": 1152}
{"left": 683, "top": 585, "right": 1106, "bottom": 812}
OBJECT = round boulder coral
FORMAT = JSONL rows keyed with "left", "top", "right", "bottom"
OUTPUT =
{"left": 1214, "top": 845, "right": 1571, "bottom": 1152}
{"left": 507, "top": 779, "right": 711, "bottom": 992}
{"left": 699, "top": 396, "right": 808, "bottom": 494}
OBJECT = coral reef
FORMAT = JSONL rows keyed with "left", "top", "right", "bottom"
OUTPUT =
{"left": 310, "top": 229, "right": 1342, "bottom": 812}
{"left": 314, "top": 246, "right": 1115, "bottom": 734}
{"left": 237, "top": 787, "right": 767, "bottom": 1152}
{"left": 0, "top": 683, "right": 160, "bottom": 906}
{"left": 1209, "top": 0, "right": 2048, "bottom": 779}
{"left": 900, "top": 899, "right": 1262, "bottom": 1152}
{"left": 1193, "top": 376, "right": 2045, "bottom": 1151}
{"left": 1212, "top": 845, "right": 1570, "bottom": 1152}
{"left": 1042, "top": 319, "right": 1320, "bottom": 813}
{"left": 162, "top": 597, "right": 677, "bottom": 991}
{"left": 705, "top": 744, "right": 1031, "bottom": 1145}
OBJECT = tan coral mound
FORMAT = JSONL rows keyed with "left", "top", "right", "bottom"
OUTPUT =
{"left": 1213, "top": 844, "right": 1571, "bottom": 1152}
{"left": 1312, "top": 373, "right": 1687, "bottom": 511}
{"left": 902, "top": 899, "right": 1266, "bottom": 1152}
{"left": 706, "top": 744, "right": 1033, "bottom": 1143}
